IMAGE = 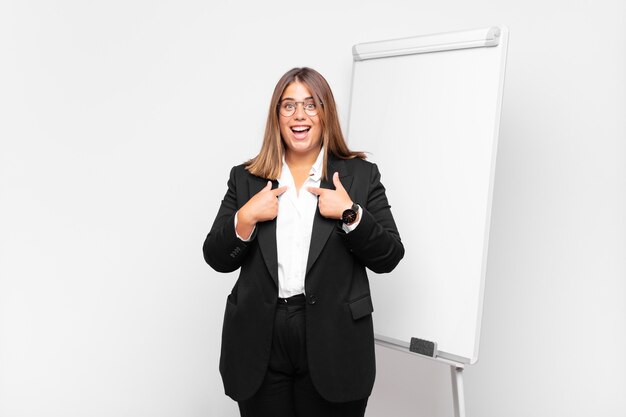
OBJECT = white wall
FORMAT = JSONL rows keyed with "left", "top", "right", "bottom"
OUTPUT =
{"left": 1, "top": 1, "right": 624, "bottom": 416}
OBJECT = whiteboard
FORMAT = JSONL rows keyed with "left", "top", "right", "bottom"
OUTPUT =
{"left": 347, "top": 27, "right": 508, "bottom": 364}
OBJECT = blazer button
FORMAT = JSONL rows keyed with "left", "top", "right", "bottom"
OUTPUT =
{"left": 308, "top": 295, "right": 317, "bottom": 305}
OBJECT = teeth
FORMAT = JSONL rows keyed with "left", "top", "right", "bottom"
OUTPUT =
{"left": 292, "top": 127, "right": 310, "bottom": 132}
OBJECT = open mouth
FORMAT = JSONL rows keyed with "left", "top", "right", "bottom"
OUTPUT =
{"left": 290, "top": 126, "right": 311, "bottom": 139}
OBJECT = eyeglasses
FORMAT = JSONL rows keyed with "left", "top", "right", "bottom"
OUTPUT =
{"left": 278, "top": 99, "right": 321, "bottom": 117}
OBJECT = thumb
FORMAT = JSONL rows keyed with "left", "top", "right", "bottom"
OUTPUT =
{"left": 332, "top": 172, "right": 344, "bottom": 190}
{"left": 264, "top": 180, "right": 273, "bottom": 190}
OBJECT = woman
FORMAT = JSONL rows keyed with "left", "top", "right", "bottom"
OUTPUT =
{"left": 203, "top": 67, "right": 404, "bottom": 417}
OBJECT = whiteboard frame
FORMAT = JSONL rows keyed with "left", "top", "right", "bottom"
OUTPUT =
{"left": 352, "top": 27, "right": 502, "bottom": 61}
{"left": 348, "top": 26, "right": 509, "bottom": 365}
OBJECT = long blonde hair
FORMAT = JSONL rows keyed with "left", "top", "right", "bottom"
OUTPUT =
{"left": 245, "top": 67, "right": 365, "bottom": 180}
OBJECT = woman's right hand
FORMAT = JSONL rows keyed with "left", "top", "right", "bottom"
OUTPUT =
{"left": 236, "top": 181, "right": 287, "bottom": 239}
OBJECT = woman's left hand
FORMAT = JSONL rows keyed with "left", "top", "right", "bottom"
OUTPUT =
{"left": 308, "top": 172, "right": 353, "bottom": 220}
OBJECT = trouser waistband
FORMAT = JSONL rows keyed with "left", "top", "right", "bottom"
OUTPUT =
{"left": 277, "top": 293, "right": 306, "bottom": 306}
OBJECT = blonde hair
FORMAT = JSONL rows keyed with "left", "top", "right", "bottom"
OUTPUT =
{"left": 245, "top": 67, "right": 365, "bottom": 180}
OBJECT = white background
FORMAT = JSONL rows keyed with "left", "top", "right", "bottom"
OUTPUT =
{"left": 1, "top": 1, "right": 624, "bottom": 416}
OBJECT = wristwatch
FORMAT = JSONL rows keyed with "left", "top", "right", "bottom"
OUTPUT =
{"left": 341, "top": 203, "right": 360, "bottom": 225}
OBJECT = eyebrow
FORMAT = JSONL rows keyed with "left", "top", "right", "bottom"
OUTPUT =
{"left": 280, "top": 96, "right": 315, "bottom": 102}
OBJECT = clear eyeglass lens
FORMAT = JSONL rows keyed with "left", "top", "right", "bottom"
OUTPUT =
{"left": 280, "top": 100, "right": 318, "bottom": 117}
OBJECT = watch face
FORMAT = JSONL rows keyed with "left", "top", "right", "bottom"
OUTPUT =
{"left": 342, "top": 209, "right": 357, "bottom": 224}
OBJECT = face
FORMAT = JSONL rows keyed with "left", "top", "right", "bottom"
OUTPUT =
{"left": 278, "top": 82, "right": 322, "bottom": 160}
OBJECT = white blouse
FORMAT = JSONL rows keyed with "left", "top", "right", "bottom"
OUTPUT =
{"left": 236, "top": 148, "right": 360, "bottom": 298}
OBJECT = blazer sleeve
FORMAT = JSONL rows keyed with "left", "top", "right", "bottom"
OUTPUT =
{"left": 342, "top": 163, "right": 404, "bottom": 273}
{"left": 202, "top": 166, "right": 256, "bottom": 273}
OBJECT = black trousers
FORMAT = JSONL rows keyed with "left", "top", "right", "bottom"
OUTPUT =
{"left": 238, "top": 295, "right": 368, "bottom": 417}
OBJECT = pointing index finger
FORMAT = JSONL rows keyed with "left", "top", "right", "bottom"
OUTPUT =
{"left": 307, "top": 187, "right": 324, "bottom": 196}
{"left": 272, "top": 186, "right": 288, "bottom": 196}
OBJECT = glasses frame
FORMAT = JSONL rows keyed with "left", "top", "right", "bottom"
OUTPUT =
{"left": 277, "top": 99, "right": 322, "bottom": 117}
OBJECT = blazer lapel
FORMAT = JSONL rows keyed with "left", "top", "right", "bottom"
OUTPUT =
{"left": 248, "top": 176, "right": 279, "bottom": 288}
{"left": 306, "top": 157, "right": 353, "bottom": 275}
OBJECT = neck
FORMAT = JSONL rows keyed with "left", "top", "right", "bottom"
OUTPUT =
{"left": 285, "top": 148, "right": 321, "bottom": 170}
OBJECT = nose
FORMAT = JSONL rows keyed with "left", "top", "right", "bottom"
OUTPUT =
{"left": 293, "top": 102, "right": 307, "bottom": 119}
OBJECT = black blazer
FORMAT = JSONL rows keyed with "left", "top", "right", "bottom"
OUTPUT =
{"left": 203, "top": 155, "right": 404, "bottom": 403}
